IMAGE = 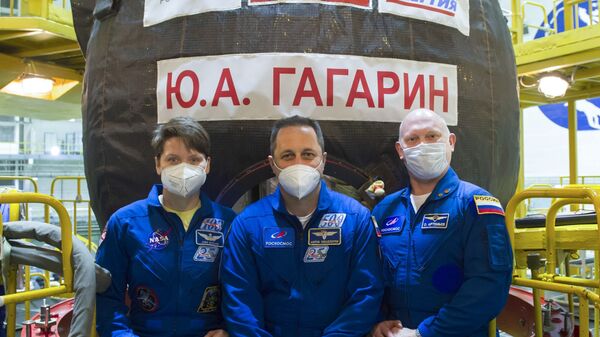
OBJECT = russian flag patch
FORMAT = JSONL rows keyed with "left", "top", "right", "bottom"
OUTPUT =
{"left": 474, "top": 195, "right": 505, "bottom": 216}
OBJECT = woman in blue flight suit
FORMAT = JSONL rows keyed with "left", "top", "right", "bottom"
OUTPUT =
{"left": 96, "top": 117, "right": 236, "bottom": 337}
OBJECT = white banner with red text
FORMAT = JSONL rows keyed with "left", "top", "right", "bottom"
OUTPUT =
{"left": 379, "top": 0, "right": 470, "bottom": 36}
{"left": 248, "top": 0, "right": 371, "bottom": 9}
{"left": 143, "top": 0, "right": 470, "bottom": 34}
{"left": 156, "top": 53, "right": 458, "bottom": 125}
{"left": 143, "top": 0, "right": 241, "bottom": 27}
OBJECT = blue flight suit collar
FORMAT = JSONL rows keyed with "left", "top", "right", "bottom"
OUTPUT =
{"left": 146, "top": 184, "right": 214, "bottom": 219}
{"left": 268, "top": 180, "right": 333, "bottom": 215}
{"left": 399, "top": 167, "right": 460, "bottom": 202}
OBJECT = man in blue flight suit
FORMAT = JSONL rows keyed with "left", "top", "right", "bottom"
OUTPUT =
{"left": 96, "top": 117, "right": 236, "bottom": 337}
{"left": 371, "top": 109, "right": 513, "bottom": 337}
{"left": 221, "top": 115, "right": 384, "bottom": 337}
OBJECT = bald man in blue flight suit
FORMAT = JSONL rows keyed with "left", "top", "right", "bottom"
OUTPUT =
{"left": 371, "top": 109, "right": 513, "bottom": 337}
{"left": 221, "top": 115, "right": 384, "bottom": 337}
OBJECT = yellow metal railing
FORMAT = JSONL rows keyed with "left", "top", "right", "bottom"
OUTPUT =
{"left": 513, "top": 277, "right": 600, "bottom": 336}
{"left": 506, "top": 186, "right": 600, "bottom": 337}
{"left": 521, "top": 1, "right": 556, "bottom": 35}
{"left": 511, "top": 0, "right": 599, "bottom": 43}
{"left": 560, "top": 175, "right": 600, "bottom": 185}
{"left": 46, "top": 176, "right": 94, "bottom": 251}
{"left": 0, "top": 176, "right": 39, "bottom": 220}
{"left": 0, "top": 192, "right": 73, "bottom": 337}
{"left": 0, "top": 176, "right": 44, "bottom": 320}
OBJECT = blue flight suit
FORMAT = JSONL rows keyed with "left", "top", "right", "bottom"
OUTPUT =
{"left": 372, "top": 168, "right": 513, "bottom": 337}
{"left": 222, "top": 182, "right": 384, "bottom": 337}
{"left": 96, "top": 185, "right": 236, "bottom": 337}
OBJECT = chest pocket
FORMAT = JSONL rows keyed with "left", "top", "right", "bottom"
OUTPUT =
{"left": 253, "top": 228, "right": 298, "bottom": 287}
{"left": 413, "top": 213, "right": 460, "bottom": 270}
{"left": 131, "top": 251, "right": 171, "bottom": 285}
{"left": 378, "top": 215, "right": 408, "bottom": 285}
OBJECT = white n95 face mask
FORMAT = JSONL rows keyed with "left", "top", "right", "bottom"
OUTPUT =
{"left": 161, "top": 162, "right": 207, "bottom": 198}
{"left": 276, "top": 163, "right": 322, "bottom": 199}
{"left": 403, "top": 142, "right": 448, "bottom": 181}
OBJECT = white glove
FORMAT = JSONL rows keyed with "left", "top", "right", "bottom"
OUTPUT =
{"left": 392, "top": 328, "right": 418, "bottom": 337}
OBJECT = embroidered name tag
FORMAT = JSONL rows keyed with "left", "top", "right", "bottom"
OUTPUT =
{"left": 421, "top": 213, "right": 450, "bottom": 229}
{"left": 195, "top": 230, "right": 224, "bottom": 247}
{"left": 308, "top": 228, "right": 342, "bottom": 246}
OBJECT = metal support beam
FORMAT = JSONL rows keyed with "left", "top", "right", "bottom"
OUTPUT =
{"left": 516, "top": 108, "right": 527, "bottom": 218}
{"left": 568, "top": 100, "right": 578, "bottom": 211}
{"left": 0, "top": 31, "right": 42, "bottom": 42}
{"left": 0, "top": 53, "right": 82, "bottom": 81}
{"left": 517, "top": 49, "right": 600, "bottom": 76}
{"left": 15, "top": 43, "right": 81, "bottom": 58}
{"left": 574, "top": 66, "right": 600, "bottom": 81}
{"left": 0, "top": 17, "right": 76, "bottom": 41}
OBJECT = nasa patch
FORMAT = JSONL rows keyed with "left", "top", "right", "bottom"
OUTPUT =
{"left": 135, "top": 286, "right": 159, "bottom": 312}
{"left": 381, "top": 216, "right": 404, "bottom": 235}
{"left": 421, "top": 213, "right": 450, "bottom": 229}
{"left": 147, "top": 229, "right": 171, "bottom": 250}
{"left": 318, "top": 213, "right": 347, "bottom": 228}
{"left": 197, "top": 286, "right": 220, "bottom": 313}
{"left": 308, "top": 228, "right": 342, "bottom": 246}
{"left": 193, "top": 245, "right": 220, "bottom": 263}
{"left": 263, "top": 227, "right": 295, "bottom": 248}
{"left": 195, "top": 230, "right": 224, "bottom": 247}
{"left": 199, "top": 218, "right": 224, "bottom": 232}
{"left": 303, "top": 246, "right": 329, "bottom": 263}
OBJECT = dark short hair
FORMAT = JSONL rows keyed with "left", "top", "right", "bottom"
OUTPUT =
{"left": 151, "top": 117, "right": 211, "bottom": 158}
{"left": 269, "top": 115, "right": 325, "bottom": 154}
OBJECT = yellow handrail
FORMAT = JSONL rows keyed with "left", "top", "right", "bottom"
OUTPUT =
{"left": 513, "top": 277, "right": 600, "bottom": 335}
{"left": 0, "top": 176, "right": 39, "bottom": 194}
{"left": 505, "top": 186, "right": 600, "bottom": 337}
{"left": 0, "top": 176, "right": 41, "bottom": 320}
{"left": 0, "top": 192, "right": 73, "bottom": 337}
{"left": 521, "top": 2, "right": 555, "bottom": 34}
{"left": 46, "top": 176, "right": 94, "bottom": 251}
{"left": 505, "top": 186, "right": 600, "bottom": 248}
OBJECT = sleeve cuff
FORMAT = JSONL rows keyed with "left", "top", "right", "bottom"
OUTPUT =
{"left": 417, "top": 316, "right": 435, "bottom": 337}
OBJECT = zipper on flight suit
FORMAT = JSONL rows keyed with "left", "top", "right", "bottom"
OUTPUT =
{"left": 160, "top": 210, "right": 186, "bottom": 336}
{"left": 405, "top": 196, "right": 431, "bottom": 324}
{"left": 292, "top": 209, "right": 321, "bottom": 337}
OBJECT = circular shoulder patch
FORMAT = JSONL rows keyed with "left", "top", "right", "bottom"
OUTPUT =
{"left": 135, "top": 286, "right": 160, "bottom": 312}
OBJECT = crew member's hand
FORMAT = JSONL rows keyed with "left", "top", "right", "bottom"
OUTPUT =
{"left": 204, "top": 329, "right": 229, "bottom": 337}
{"left": 371, "top": 320, "right": 402, "bottom": 337}
{"left": 394, "top": 328, "right": 418, "bottom": 337}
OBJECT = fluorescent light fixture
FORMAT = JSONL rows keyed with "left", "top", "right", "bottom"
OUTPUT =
{"left": 538, "top": 74, "right": 569, "bottom": 98}
{"left": 1, "top": 61, "right": 79, "bottom": 100}
{"left": 21, "top": 74, "right": 55, "bottom": 94}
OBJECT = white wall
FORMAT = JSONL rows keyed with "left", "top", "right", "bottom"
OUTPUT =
{"left": 523, "top": 104, "right": 600, "bottom": 178}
